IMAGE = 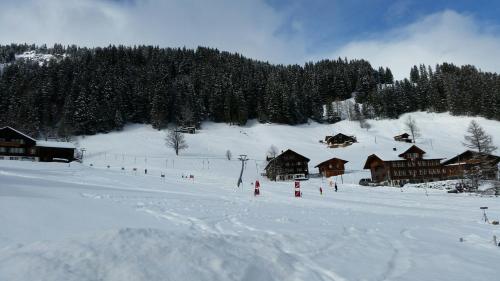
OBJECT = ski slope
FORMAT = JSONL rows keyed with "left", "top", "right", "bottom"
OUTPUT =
{"left": 1, "top": 112, "right": 500, "bottom": 281}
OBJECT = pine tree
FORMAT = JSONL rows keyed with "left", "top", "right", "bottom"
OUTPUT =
{"left": 463, "top": 120, "right": 497, "bottom": 153}
{"left": 384, "top": 67, "right": 394, "bottom": 84}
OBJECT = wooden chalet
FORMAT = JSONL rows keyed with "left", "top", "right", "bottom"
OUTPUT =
{"left": 394, "top": 133, "right": 411, "bottom": 143}
{"left": 441, "top": 150, "right": 500, "bottom": 180}
{"left": 363, "top": 145, "right": 446, "bottom": 186}
{"left": 264, "top": 149, "right": 310, "bottom": 181}
{"left": 315, "top": 157, "right": 348, "bottom": 178}
{"left": 0, "top": 126, "right": 75, "bottom": 162}
{"left": 325, "top": 133, "right": 357, "bottom": 148}
{"left": 0, "top": 126, "right": 37, "bottom": 160}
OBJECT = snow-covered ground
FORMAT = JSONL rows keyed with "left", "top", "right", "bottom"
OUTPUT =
{"left": 1, "top": 112, "right": 500, "bottom": 281}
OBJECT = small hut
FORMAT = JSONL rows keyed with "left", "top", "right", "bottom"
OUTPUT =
{"left": 315, "top": 157, "right": 348, "bottom": 177}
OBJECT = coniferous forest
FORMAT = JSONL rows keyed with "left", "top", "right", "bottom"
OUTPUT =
{"left": 0, "top": 44, "right": 499, "bottom": 137}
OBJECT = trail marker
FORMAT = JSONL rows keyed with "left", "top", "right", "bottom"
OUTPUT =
{"left": 295, "top": 181, "right": 301, "bottom": 198}
{"left": 254, "top": 180, "right": 260, "bottom": 196}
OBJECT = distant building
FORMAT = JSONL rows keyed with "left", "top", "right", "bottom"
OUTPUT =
{"left": 0, "top": 126, "right": 75, "bottom": 162}
{"left": 264, "top": 149, "right": 310, "bottom": 181}
{"left": 175, "top": 127, "right": 196, "bottom": 134}
{"left": 325, "top": 133, "right": 357, "bottom": 148}
{"left": 363, "top": 145, "right": 446, "bottom": 186}
{"left": 394, "top": 133, "right": 412, "bottom": 143}
{"left": 442, "top": 150, "right": 500, "bottom": 180}
{"left": 315, "top": 157, "right": 348, "bottom": 178}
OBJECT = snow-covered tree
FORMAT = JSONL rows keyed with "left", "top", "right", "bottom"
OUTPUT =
{"left": 405, "top": 115, "right": 420, "bottom": 143}
{"left": 165, "top": 129, "right": 188, "bottom": 156}
{"left": 267, "top": 145, "right": 279, "bottom": 160}
{"left": 463, "top": 120, "right": 497, "bottom": 153}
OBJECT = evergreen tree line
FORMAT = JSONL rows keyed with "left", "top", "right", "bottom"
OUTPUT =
{"left": 0, "top": 44, "right": 378, "bottom": 137}
{"left": 360, "top": 64, "right": 500, "bottom": 120}
{"left": 0, "top": 44, "right": 499, "bottom": 138}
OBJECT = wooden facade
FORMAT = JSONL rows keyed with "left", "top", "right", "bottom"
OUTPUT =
{"left": 264, "top": 149, "right": 310, "bottom": 181}
{"left": 0, "top": 126, "right": 75, "bottom": 162}
{"left": 315, "top": 157, "right": 348, "bottom": 177}
{"left": 363, "top": 145, "right": 446, "bottom": 186}
{"left": 325, "top": 133, "right": 357, "bottom": 148}
{"left": 442, "top": 150, "right": 500, "bottom": 180}
{"left": 0, "top": 126, "right": 37, "bottom": 160}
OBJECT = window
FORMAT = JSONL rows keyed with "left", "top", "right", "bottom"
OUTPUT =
{"left": 9, "top": 156, "right": 19, "bottom": 160}
{"left": 11, "top": 138, "right": 25, "bottom": 144}
{"left": 0, "top": 147, "right": 6, "bottom": 153}
{"left": 9, "top": 148, "right": 25, "bottom": 154}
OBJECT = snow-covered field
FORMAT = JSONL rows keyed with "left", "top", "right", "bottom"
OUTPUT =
{"left": 1, "top": 112, "right": 500, "bottom": 281}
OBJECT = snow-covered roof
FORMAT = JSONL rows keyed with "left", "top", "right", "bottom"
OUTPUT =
{"left": 36, "top": 140, "right": 76, "bottom": 149}
{"left": 0, "top": 126, "right": 36, "bottom": 142}
{"left": 370, "top": 144, "right": 442, "bottom": 162}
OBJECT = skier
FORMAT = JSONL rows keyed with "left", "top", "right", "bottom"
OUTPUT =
{"left": 319, "top": 187, "right": 323, "bottom": 195}
{"left": 334, "top": 183, "right": 338, "bottom": 192}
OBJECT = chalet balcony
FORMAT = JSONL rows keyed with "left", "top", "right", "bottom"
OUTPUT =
{"left": 0, "top": 141, "right": 24, "bottom": 147}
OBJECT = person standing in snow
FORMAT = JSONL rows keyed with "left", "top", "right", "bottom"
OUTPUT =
{"left": 334, "top": 183, "right": 338, "bottom": 192}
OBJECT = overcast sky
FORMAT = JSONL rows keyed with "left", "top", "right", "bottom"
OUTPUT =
{"left": 1, "top": 0, "right": 500, "bottom": 79}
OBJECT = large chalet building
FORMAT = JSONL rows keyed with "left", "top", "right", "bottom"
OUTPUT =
{"left": 363, "top": 145, "right": 447, "bottom": 186}
{"left": 441, "top": 150, "right": 500, "bottom": 180}
{"left": 0, "top": 126, "right": 75, "bottom": 162}
{"left": 264, "top": 149, "right": 310, "bottom": 181}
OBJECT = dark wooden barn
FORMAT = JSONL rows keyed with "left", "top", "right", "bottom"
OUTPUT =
{"left": 264, "top": 149, "right": 310, "bottom": 181}
{"left": 325, "top": 133, "right": 357, "bottom": 148}
{"left": 394, "top": 133, "right": 411, "bottom": 143}
{"left": 36, "top": 141, "right": 76, "bottom": 162}
{"left": 315, "top": 157, "right": 348, "bottom": 178}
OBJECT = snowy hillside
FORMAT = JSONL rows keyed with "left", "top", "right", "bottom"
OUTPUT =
{"left": 1, "top": 112, "right": 500, "bottom": 281}
{"left": 77, "top": 111, "right": 500, "bottom": 184}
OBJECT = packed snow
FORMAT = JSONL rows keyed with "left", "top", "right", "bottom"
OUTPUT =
{"left": 1, "top": 112, "right": 500, "bottom": 281}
